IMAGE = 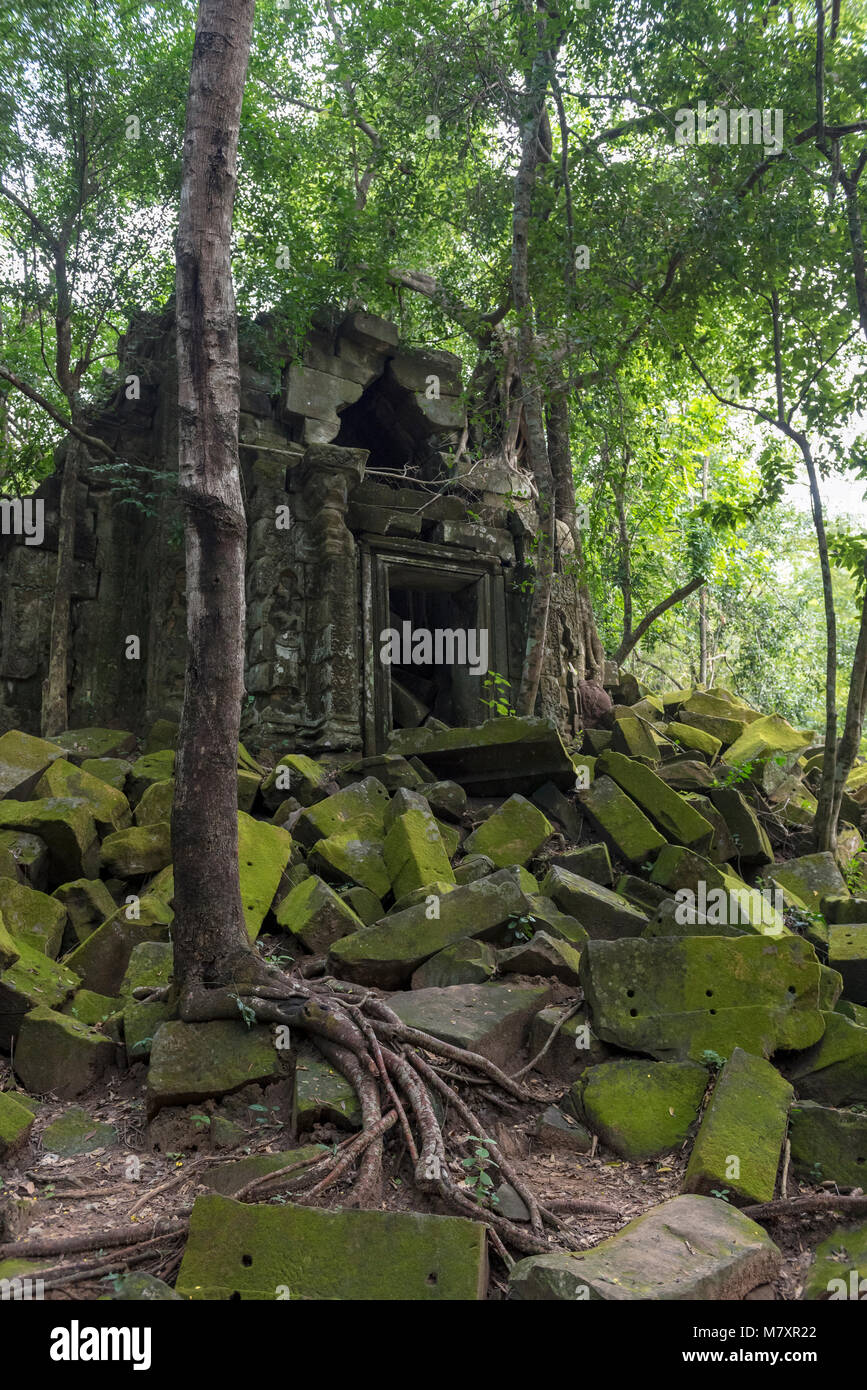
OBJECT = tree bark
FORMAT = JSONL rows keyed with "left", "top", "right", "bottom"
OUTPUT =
{"left": 513, "top": 15, "right": 557, "bottom": 716}
{"left": 41, "top": 438, "right": 80, "bottom": 736}
{"left": 172, "top": 0, "right": 257, "bottom": 998}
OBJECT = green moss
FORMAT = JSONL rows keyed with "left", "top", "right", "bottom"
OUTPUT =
{"left": 0, "top": 877, "right": 66, "bottom": 957}
{"left": 0, "top": 1090, "right": 35, "bottom": 1156}
{"left": 42, "top": 1106, "right": 117, "bottom": 1155}
{"left": 573, "top": 1059, "right": 707, "bottom": 1159}
{"left": 384, "top": 807, "right": 455, "bottom": 897}
{"left": 684, "top": 1047, "right": 793, "bottom": 1205}
{"left": 463, "top": 795, "right": 553, "bottom": 869}
{"left": 579, "top": 776, "right": 666, "bottom": 866}
{"left": 36, "top": 759, "right": 131, "bottom": 835}
{"left": 274, "top": 874, "right": 364, "bottom": 953}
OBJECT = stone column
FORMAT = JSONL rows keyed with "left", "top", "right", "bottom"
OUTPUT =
{"left": 296, "top": 443, "right": 367, "bottom": 749}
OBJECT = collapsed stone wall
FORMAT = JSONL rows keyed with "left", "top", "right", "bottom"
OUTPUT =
{"left": 0, "top": 308, "right": 588, "bottom": 752}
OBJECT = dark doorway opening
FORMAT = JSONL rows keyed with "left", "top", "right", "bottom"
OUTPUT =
{"left": 387, "top": 580, "right": 481, "bottom": 729}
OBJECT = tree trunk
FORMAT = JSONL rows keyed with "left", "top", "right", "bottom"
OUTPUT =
{"left": 698, "top": 454, "right": 709, "bottom": 685}
{"left": 799, "top": 432, "right": 839, "bottom": 851}
{"left": 41, "top": 437, "right": 80, "bottom": 736}
{"left": 513, "top": 22, "right": 557, "bottom": 716}
{"left": 547, "top": 391, "right": 604, "bottom": 680}
{"left": 172, "top": 0, "right": 257, "bottom": 1000}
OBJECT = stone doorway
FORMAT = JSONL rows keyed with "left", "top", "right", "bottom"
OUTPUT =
{"left": 360, "top": 536, "right": 509, "bottom": 754}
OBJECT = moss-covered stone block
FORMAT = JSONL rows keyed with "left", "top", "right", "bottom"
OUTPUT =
{"left": 261, "top": 754, "right": 331, "bottom": 812}
{"left": 126, "top": 749, "right": 175, "bottom": 805}
{"left": 202, "top": 1145, "right": 328, "bottom": 1197}
{"left": 342, "top": 886, "right": 383, "bottom": 925}
{"left": 787, "top": 1012, "right": 867, "bottom": 1105}
{"left": 801, "top": 1223, "right": 867, "bottom": 1300}
{"left": 0, "top": 730, "right": 66, "bottom": 800}
{"left": 0, "top": 877, "right": 66, "bottom": 957}
{"left": 580, "top": 934, "right": 824, "bottom": 1062}
{"left": 683, "top": 1047, "right": 792, "bottom": 1205}
{"left": 708, "top": 788, "right": 774, "bottom": 865}
{"left": 309, "top": 828, "right": 390, "bottom": 899}
{"left": 146, "top": 1020, "right": 286, "bottom": 1117}
{"left": 0, "top": 1090, "right": 35, "bottom": 1158}
{"left": 611, "top": 715, "right": 660, "bottom": 761}
{"left": 388, "top": 715, "right": 575, "bottom": 796}
{"left": 42, "top": 1106, "right": 118, "bottom": 1155}
{"left": 722, "top": 713, "right": 812, "bottom": 769}
{"left": 0, "top": 940, "right": 79, "bottom": 1048}
{"left": 579, "top": 775, "right": 667, "bottom": 866}
{"left": 274, "top": 874, "right": 364, "bottom": 954}
{"left": 549, "top": 843, "right": 613, "bottom": 886}
{"left": 768, "top": 852, "right": 848, "bottom": 913}
{"left": 52, "top": 877, "right": 117, "bottom": 945}
{"left": 574, "top": 1059, "right": 707, "bottom": 1160}
{"left": 789, "top": 1100, "right": 867, "bottom": 1188}
{"left": 124, "top": 1000, "right": 174, "bottom": 1062}
{"left": 119, "top": 940, "right": 173, "bottom": 998}
{"left": 175, "top": 1191, "right": 488, "bottom": 1299}
{"left": 540, "top": 866, "right": 648, "bottom": 941}
{"left": 463, "top": 794, "right": 553, "bottom": 869}
{"left": 14, "top": 1005, "right": 116, "bottom": 1098}
{"left": 54, "top": 728, "right": 136, "bottom": 763}
{"left": 388, "top": 980, "right": 551, "bottom": 1066}
{"left": 667, "top": 720, "right": 722, "bottom": 760}
{"left": 62, "top": 988, "right": 122, "bottom": 1028}
{"left": 80, "top": 757, "right": 132, "bottom": 792}
{"left": 593, "top": 757, "right": 711, "bottom": 852}
{"left": 134, "top": 779, "right": 174, "bottom": 826}
{"left": 0, "top": 797, "right": 100, "bottom": 882}
{"left": 294, "top": 776, "right": 390, "bottom": 847}
{"left": 383, "top": 807, "right": 455, "bottom": 899}
{"left": 36, "top": 759, "right": 131, "bottom": 837}
{"left": 510, "top": 1194, "right": 780, "bottom": 1300}
{"left": 237, "top": 812, "right": 293, "bottom": 939}
{"left": 828, "top": 924, "right": 867, "bottom": 1005}
{"left": 64, "top": 895, "right": 172, "bottom": 996}
{"left": 328, "top": 869, "right": 532, "bottom": 987}
{"left": 527, "top": 1004, "right": 609, "bottom": 1081}
{"left": 410, "top": 938, "right": 498, "bottom": 989}
{"left": 101, "top": 822, "right": 171, "bottom": 878}
{"left": 497, "top": 931, "right": 583, "bottom": 984}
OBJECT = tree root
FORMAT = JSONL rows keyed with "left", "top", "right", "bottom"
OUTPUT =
{"left": 742, "top": 1193, "right": 867, "bottom": 1222}
{"left": 125, "top": 961, "right": 587, "bottom": 1257}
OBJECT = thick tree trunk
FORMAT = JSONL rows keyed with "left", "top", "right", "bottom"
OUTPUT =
{"left": 698, "top": 454, "right": 709, "bottom": 685}
{"left": 41, "top": 437, "right": 80, "bottom": 736}
{"left": 547, "top": 392, "right": 604, "bottom": 681}
{"left": 172, "top": 0, "right": 257, "bottom": 998}
{"left": 798, "top": 433, "right": 839, "bottom": 851}
{"left": 513, "top": 23, "right": 557, "bottom": 716}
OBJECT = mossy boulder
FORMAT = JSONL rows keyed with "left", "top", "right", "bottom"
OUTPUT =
{"left": 13, "top": 1005, "right": 116, "bottom": 1098}
{"left": 261, "top": 754, "right": 331, "bottom": 812}
{"left": 528, "top": 1004, "right": 609, "bottom": 1081}
{"left": 509, "top": 1194, "right": 780, "bottom": 1300}
{"left": 80, "top": 757, "right": 132, "bottom": 792}
{"left": 598, "top": 751, "right": 713, "bottom": 851}
{"left": 124, "top": 1000, "right": 174, "bottom": 1063}
{"left": 309, "top": 828, "right": 390, "bottom": 899}
{"left": 237, "top": 812, "right": 293, "bottom": 939}
{"left": 175, "top": 1191, "right": 488, "bottom": 1300}
{"left": 119, "top": 940, "right": 173, "bottom": 998}
{"left": 294, "top": 776, "right": 390, "bottom": 848}
{"left": 425, "top": 780, "right": 467, "bottom": 821}
{"left": 388, "top": 715, "right": 575, "bottom": 795}
{"left": 573, "top": 1059, "right": 707, "bottom": 1160}
{"left": 667, "top": 720, "right": 722, "bottom": 761}
{"left": 540, "top": 866, "right": 648, "bottom": 941}
{"left": 786, "top": 1012, "right": 867, "bottom": 1105}
{"left": 0, "top": 910, "right": 19, "bottom": 970}
{"left": 99, "top": 1272, "right": 183, "bottom": 1301}
{"left": 62, "top": 989, "right": 122, "bottom": 1028}
{"left": 0, "top": 940, "right": 79, "bottom": 1048}
{"left": 801, "top": 1223, "right": 867, "bottom": 1300}
{"left": 708, "top": 788, "right": 774, "bottom": 865}
{"left": 126, "top": 749, "right": 175, "bottom": 805}
{"left": 534, "top": 1105, "right": 593, "bottom": 1153}
{"left": 146, "top": 1020, "right": 286, "bottom": 1117}
{"left": 274, "top": 874, "right": 364, "bottom": 954}
{"left": 54, "top": 728, "right": 136, "bottom": 763}
{"left": 0, "top": 1090, "right": 35, "bottom": 1158}
{"left": 0, "top": 877, "right": 66, "bottom": 957}
{"left": 384, "top": 807, "right": 455, "bottom": 898}
{"left": 0, "top": 730, "right": 65, "bottom": 799}
{"left": 42, "top": 1106, "right": 118, "bottom": 1156}
{"left": 134, "top": 779, "right": 174, "bottom": 826}
{"left": 768, "top": 852, "right": 848, "bottom": 913}
{"left": 0, "top": 797, "right": 100, "bottom": 882}
{"left": 52, "top": 877, "right": 117, "bottom": 944}
{"left": 341, "top": 886, "right": 383, "bottom": 925}
{"left": 678, "top": 711, "right": 749, "bottom": 748}
{"left": 549, "top": 843, "right": 613, "bottom": 886}
{"left": 828, "top": 924, "right": 867, "bottom": 1005}
{"left": 722, "top": 712, "right": 812, "bottom": 769}
{"left": 580, "top": 934, "right": 824, "bottom": 1062}
{"left": 463, "top": 795, "right": 553, "bottom": 869}
{"left": 101, "top": 821, "right": 172, "bottom": 878}
{"left": 453, "top": 854, "right": 495, "bottom": 884}
{"left": 579, "top": 775, "right": 667, "bottom": 866}
{"left": 610, "top": 715, "right": 660, "bottom": 761}
{"left": 497, "top": 931, "right": 583, "bottom": 985}
{"left": 789, "top": 1100, "right": 867, "bottom": 1188}
{"left": 36, "top": 759, "right": 131, "bottom": 836}
{"left": 0, "top": 828, "right": 49, "bottom": 889}
{"left": 328, "top": 869, "right": 532, "bottom": 987}
{"left": 64, "top": 895, "right": 172, "bottom": 995}
{"left": 294, "top": 1042, "right": 362, "bottom": 1131}
{"left": 388, "top": 980, "right": 551, "bottom": 1066}
{"left": 410, "top": 938, "right": 498, "bottom": 989}
{"left": 683, "top": 1047, "right": 793, "bottom": 1205}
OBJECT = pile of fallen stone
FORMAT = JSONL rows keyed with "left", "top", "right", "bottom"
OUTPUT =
{"left": 0, "top": 677, "right": 866, "bottom": 1300}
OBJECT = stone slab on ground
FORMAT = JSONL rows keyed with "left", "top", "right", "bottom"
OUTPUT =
{"left": 388, "top": 980, "right": 552, "bottom": 1066}
{"left": 579, "top": 934, "right": 824, "bottom": 1062}
{"left": 176, "top": 1191, "right": 488, "bottom": 1299}
{"left": 0, "top": 730, "right": 65, "bottom": 800}
{"left": 293, "top": 1042, "right": 362, "bottom": 1131}
{"left": 801, "top": 1223, "right": 867, "bottom": 1300}
{"left": 786, "top": 1012, "right": 867, "bottom": 1105}
{"left": 574, "top": 1058, "right": 707, "bottom": 1160}
{"left": 13, "top": 1005, "right": 116, "bottom": 1098}
{"left": 789, "top": 1100, "right": 867, "bottom": 1188}
{"left": 683, "top": 1047, "right": 792, "bottom": 1205}
{"left": 578, "top": 775, "right": 667, "bottom": 866}
{"left": 509, "top": 1195, "right": 781, "bottom": 1299}
{"left": 388, "top": 717, "right": 576, "bottom": 794}
{"left": 146, "top": 1020, "right": 286, "bottom": 1117}
{"left": 540, "top": 866, "right": 648, "bottom": 940}
{"left": 463, "top": 794, "right": 553, "bottom": 868}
